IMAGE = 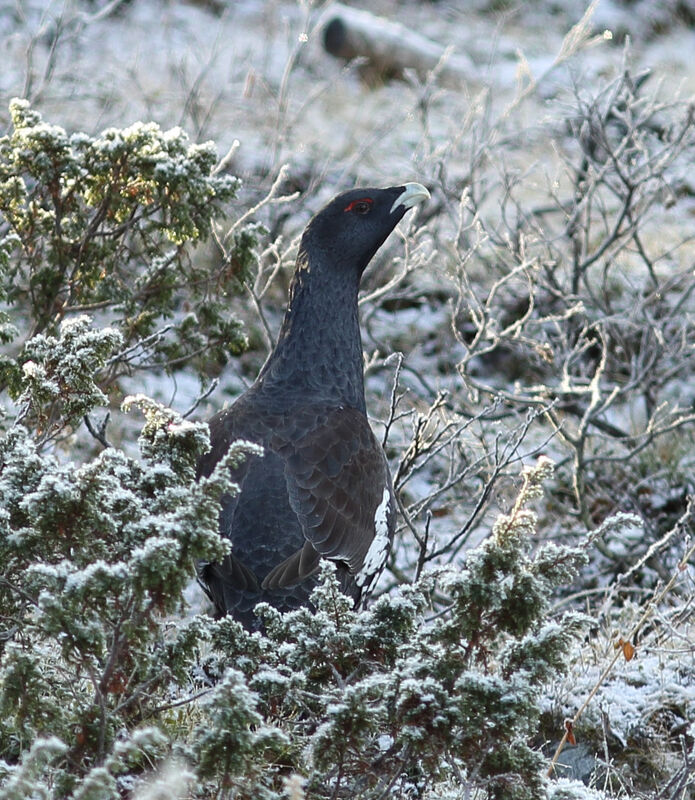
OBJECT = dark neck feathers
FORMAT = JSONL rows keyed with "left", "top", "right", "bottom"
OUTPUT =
{"left": 256, "top": 246, "right": 366, "bottom": 413}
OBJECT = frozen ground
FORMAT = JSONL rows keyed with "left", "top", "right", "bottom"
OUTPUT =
{"left": 5, "top": 0, "right": 695, "bottom": 187}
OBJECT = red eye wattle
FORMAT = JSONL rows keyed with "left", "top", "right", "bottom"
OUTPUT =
{"left": 344, "top": 197, "right": 373, "bottom": 214}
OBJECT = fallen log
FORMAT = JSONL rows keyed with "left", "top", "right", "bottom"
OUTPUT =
{"left": 321, "top": 3, "right": 472, "bottom": 86}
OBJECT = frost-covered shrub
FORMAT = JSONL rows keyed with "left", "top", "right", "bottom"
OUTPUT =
{"left": 196, "top": 458, "right": 593, "bottom": 799}
{"left": 0, "top": 398, "right": 248, "bottom": 795}
{"left": 1, "top": 402, "right": 598, "bottom": 797}
{"left": 0, "top": 99, "right": 259, "bottom": 444}
{"left": 0, "top": 101, "right": 257, "bottom": 796}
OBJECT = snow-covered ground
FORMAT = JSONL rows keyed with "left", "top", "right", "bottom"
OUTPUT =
{"left": 5, "top": 0, "right": 694, "bottom": 186}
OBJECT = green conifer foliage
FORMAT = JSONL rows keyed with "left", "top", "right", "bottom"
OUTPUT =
{"left": 197, "top": 459, "right": 591, "bottom": 799}
{"left": 0, "top": 99, "right": 256, "bottom": 435}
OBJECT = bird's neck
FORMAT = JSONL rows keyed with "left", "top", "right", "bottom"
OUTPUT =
{"left": 257, "top": 254, "right": 366, "bottom": 413}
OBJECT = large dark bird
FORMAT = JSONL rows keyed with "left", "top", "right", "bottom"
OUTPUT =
{"left": 196, "top": 183, "right": 429, "bottom": 629}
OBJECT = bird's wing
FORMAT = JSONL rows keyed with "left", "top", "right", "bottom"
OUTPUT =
{"left": 263, "top": 405, "right": 394, "bottom": 589}
{"left": 199, "top": 552, "right": 261, "bottom": 594}
{"left": 261, "top": 539, "right": 321, "bottom": 590}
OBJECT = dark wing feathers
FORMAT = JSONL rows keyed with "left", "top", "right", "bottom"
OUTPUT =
{"left": 202, "top": 554, "right": 261, "bottom": 593}
{"left": 197, "top": 399, "right": 393, "bottom": 616}
{"left": 274, "top": 406, "right": 390, "bottom": 571}
{"left": 262, "top": 540, "right": 321, "bottom": 590}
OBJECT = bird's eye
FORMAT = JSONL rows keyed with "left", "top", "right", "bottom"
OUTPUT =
{"left": 344, "top": 198, "right": 373, "bottom": 214}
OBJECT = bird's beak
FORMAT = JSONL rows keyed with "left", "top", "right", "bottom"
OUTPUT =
{"left": 390, "top": 182, "right": 430, "bottom": 214}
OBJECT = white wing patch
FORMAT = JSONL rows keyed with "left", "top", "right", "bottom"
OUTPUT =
{"left": 355, "top": 487, "right": 391, "bottom": 593}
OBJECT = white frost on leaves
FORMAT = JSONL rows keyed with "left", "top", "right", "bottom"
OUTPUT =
{"left": 26, "top": 561, "right": 71, "bottom": 582}
{"left": 63, "top": 560, "right": 129, "bottom": 592}
{"left": 355, "top": 487, "right": 391, "bottom": 591}
{"left": 22, "top": 360, "right": 41, "bottom": 378}
{"left": 132, "top": 759, "right": 194, "bottom": 800}
{"left": 131, "top": 535, "right": 182, "bottom": 564}
{"left": 548, "top": 778, "right": 607, "bottom": 800}
{"left": 250, "top": 667, "right": 291, "bottom": 692}
{"left": 166, "top": 419, "right": 201, "bottom": 438}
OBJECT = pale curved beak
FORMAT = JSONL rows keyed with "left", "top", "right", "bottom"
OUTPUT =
{"left": 390, "top": 182, "right": 430, "bottom": 214}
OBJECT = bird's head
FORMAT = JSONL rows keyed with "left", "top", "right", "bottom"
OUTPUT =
{"left": 298, "top": 183, "right": 430, "bottom": 281}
